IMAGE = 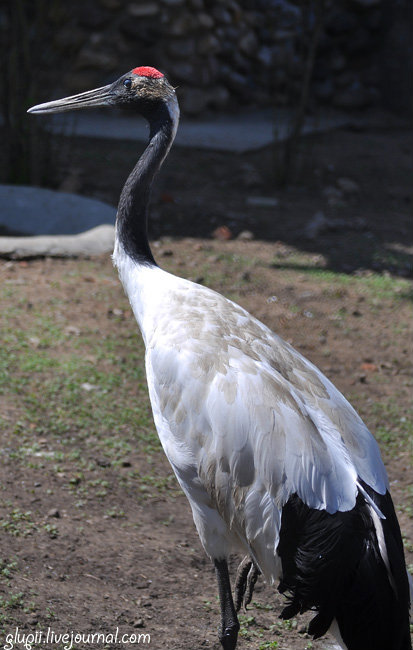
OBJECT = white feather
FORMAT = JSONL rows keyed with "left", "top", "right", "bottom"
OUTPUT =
{"left": 112, "top": 258, "right": 389, "bottom": 579}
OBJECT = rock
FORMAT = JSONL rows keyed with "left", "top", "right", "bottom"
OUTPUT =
{"left": 257, "top": 46, "right": 273, "bottom": 67}
{"left": 207, "top": 85, "right": 230, "bottom": 109}
{"left": 180, "top": 88, "right": 208, "bottom": 115}
{"left": 0, "top": 185, "right": 116, "bottom": 236}
{"left": 239, "top": 31, "right": 259, "bottom": 57}
{"left": 169, "top": 62, "right": 194, "bottom": 83}
{"left": 81, "top": 383, "right": 98, "bottom": 392}
{"left": 197, "top": 13, "right": 214, "bottom": 29}
{"left": 221, "top": 67, "right": 249, "bottom": 94}
{"left": 198, "top": 34, "right": 220, "bottom": 56}
{"left": 212, "top": 6, "right": 232, "bottom": 24}
{"left": 167, "top": 38, "right": 196, "bottom": 59}
{"left": 128, "top": 2, "right": 159, "bottom": 16}
{"left": 323, "top": 186, "right": 344, "bottom": 200}
{"left": 48, "top": 508, "right": 60, "bottom": 518}
{"left": 237, "top": 230, "right": 254, "bottom": 241}
{"left": 212, "top": 225, "right": 232, "bottom": 240}
{"left": 170, "top": 14, "right": 196, "bottom": 36}
{"left": 247, "top": 196, "right": 279, "bottom": 207}
{"left": 337, "top": 177, "right": 360, "bottom": 193}
{"left": 304, "top": 211, "right": 329, "bottom": 239}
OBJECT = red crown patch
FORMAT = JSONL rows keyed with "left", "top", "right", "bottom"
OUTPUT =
{"left": 132, "top": 67, "right": 164, "bottom": 79}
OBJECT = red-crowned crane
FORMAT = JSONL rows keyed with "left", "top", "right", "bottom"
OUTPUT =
{"left": 28, "top": 67, "right": 412, "bottom": 650}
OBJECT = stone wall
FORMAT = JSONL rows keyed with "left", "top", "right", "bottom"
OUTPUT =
{"left": 16, "top": 0, "right": 413, "bottom": 115}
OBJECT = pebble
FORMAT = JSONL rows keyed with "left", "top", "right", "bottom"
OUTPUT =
{"left": 237, "top": 230, "right": 254, "bottom": 241}
{"left": 212, "top": 225, "right": 232, "bottom": 241}
{"left": 246, "top": 196, "right": 279, "bottom": 207}
{"left": 337, "top": 177, "right": 360, "bottom": 193}
{"left": 128, "top": 2, "right": 159, "bottom": 16}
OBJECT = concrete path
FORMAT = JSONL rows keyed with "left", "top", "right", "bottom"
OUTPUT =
{"left": 47, "top": 106, "right": 390, "bottom": 153}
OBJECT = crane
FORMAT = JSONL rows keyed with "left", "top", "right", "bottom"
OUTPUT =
{"left": 28, "top": 67, "right": 412, "bottom": 650}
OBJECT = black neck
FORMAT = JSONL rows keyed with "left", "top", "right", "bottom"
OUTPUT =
{"left": 115, "top": 101, "right": 175, "bottom": 266}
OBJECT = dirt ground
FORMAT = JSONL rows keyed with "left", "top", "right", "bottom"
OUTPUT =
{"left": 0, "top": 124, "right": 412, "bottom": 650}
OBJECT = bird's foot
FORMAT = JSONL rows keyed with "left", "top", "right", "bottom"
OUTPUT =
{"left": 234, "top": 556, "right": 261, "bottom": 611}
{"left": 219, "top": 621, "right": 240, "bottom": 650}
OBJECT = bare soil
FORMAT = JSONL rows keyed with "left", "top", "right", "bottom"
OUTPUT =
{"left": 0, "top": 126, "right": 412, "bottom": 650}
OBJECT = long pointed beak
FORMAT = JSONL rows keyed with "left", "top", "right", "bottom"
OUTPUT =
{"left": 27, "top": 84, "right": 113, "bottom": 114}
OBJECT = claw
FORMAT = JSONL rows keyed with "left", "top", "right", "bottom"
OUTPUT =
{"left": 234, "top": 556, "right": 261, "bottom": 612}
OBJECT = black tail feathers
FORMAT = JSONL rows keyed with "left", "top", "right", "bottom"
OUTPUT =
{"left": 277, "top": 486, "right": 412, "bottom": 650}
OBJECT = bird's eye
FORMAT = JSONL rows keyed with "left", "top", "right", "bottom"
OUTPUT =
{"left": 123, "top": 78, "right": 133, "bottom": 90}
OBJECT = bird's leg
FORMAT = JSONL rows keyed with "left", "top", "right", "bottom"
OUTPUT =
{"left": 234, "top": 555, "right": 261, "bottom": 611}
{"left": 214, "top": 558, "right": 240, "bottom": 650}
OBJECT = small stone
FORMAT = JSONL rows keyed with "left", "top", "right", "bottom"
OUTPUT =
{"left": 133, "top": 619, "right": 145, "bottom": 628}
{"left": 170, "top": 14, "right": 196, "bottom": 36}
{"left": 48, "top": 508, "right": 60, "bottom": 518}
{"left": 304, "top": 211, "right": 328, "bottom": 240}
{"left": 322, "top": 186, "right": 344, "bottom": 200}
{"left": 197, "top": 13, "right": 214, "bottom": 29}
{"left": 169, "top": 63, "right": 194, "bottom": 84}
{"left": 246, "top": 196, "right": 279, "bottom": 207}
{"left": 238, "top": 230, "right": 254, "bottom": 241}
{"left": 198, "top": 34, "right": 220, "bottom": 55}
{"left": 128, "top": 2, "right": 159, "bottom": 16}
{"left": 212, "top": 6, "right": 232, "bottom": 23}
{"left": 239, "top": 31, "right": 258, "bottom": 56}
{"left": 212, "top": 226, "right": 232, "bottom": 241}
{"left": 180, "top": 88, "right": 208, "bottom": 115}
{"left": 65, "top": 325, "right": 81, "bottom": 336}
{"left": 257, "top": 46, "right": 273, "bottom": 67}
{"left": 81, "top": 383, "right": 98, "bottom": 392}
{"left": 337, "top": 177, "right": 360, "bottom": 193}
{"left": 167, "top": 38, "right": 196, "bottom": 59}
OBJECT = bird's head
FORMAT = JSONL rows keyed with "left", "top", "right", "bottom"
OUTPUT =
{"left": 28, "top": 67, "right": 176, "bottom": 120}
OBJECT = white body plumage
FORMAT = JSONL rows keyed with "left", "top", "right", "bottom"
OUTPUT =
{"left": 113, "top": 245, "right": 389, "bottom": 583}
